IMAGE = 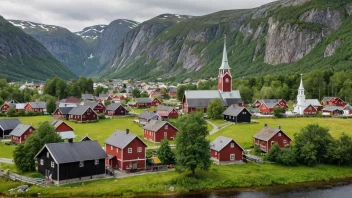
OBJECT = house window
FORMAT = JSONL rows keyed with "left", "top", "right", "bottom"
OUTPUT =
{"left": 215, "top": 152, "right": 217, "bottom": 156}
{"left": 29, "top": 128, "right": 32, "bottom": 132}
{"left": 137, "top": 147, "right": 142, "bottom": 152}
{"left": 128, "top": 148, "right": 132, "bottom": 153}
{"left": 51, "top": 161, "right": 55, "bottom": 168}
{"left": 165, "top": 125, "right": 168, "bottom": 129}
{"left": 95, "top": 159, "right": 99, "bottom": 165}
{"left": 24, "top": 135, "right": 27, "bottom": 139}
{"left": 93, "top": 114, "right": 96, "bottom": 117}
{"left": 83, "top": 115, "right": 86, "bottom": 118}
{"left": 121, "top": 111, "right": 124, "bottom": 113}
{"left": 278, "top": 133, "right": 281, "bottom": 136}
{"left": 40, "top": 159, "right": 44, "bottom": 165}
{"left": 283, "top": 140, "right": 287, "bottom": 144}
{"left": 230, "top": 154, "right": 235, "bottom": 161}
{"left": 46, "top": 152, "right": 49, "bottom": 158}
{"left": 271, "top": 141, "right": 274, "bottom": 145}
{"left": 230, "top": 143, "right": 234, "bottom": 148}
{"left": 164, "top": 132, "right": 167, "bottom": 137}
{"left": 79, "top": 161, "right": 84, "bottom": 167}
{"left": 110, "top": 145, "right": 113, "bottom": 150}
{"left": 116, "top": 148, "right": 119, "bottom": 153}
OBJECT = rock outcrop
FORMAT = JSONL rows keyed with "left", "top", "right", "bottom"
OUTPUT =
{"left": 299, "top": 8, "right": 341, "bottom": 29}
{"left": 324, "top": 39, "right": 343, "bottom": 57}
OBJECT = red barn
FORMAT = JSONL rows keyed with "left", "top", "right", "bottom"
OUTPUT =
{"left": 210, "top": 136, "right": 244, "bottom": 163}
{"left": 259, "top": 102, "right": 281, "bottom": 114}
{"left": 156, "top": 105, "right": 179, "bottom": 120}
{"left": 105, "top": 103, "right": 129, "bottom": 117}
{"left": 1, "top": 103, "right": 15, "bottom": 112}
{"left": 143, "top": 120, "right": 178, "bottom": 142}
{"left": 24, "top": 102, "right": 46, "bottom": 113}
{"left": 81, "top": 102, "right": 106, "bottom": 114}
{"left": 322, "top": 106, "right": 344, "bottom": 115}
{"left": 322, "top": 97, "right": 347, "bottom": 107}
{"left": 303, "top": 104, "right": 317, "bottom": 115}
{"left": 50, "top": 120, "right": 76, "bottom": 141}
{"left": 68, "top": 106, "right": 98, "bottom": 123}
{"left": 253, "top": 124, "right": 292, "bottom": 153}
{"left": 104, "top": 129, "right": 148, "bottom": 171}
{"left": 9, "top": 124, "right": 35, "bottom": 144}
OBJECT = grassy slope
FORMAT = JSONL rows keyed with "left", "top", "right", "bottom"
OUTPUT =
{"left": 209, "top": 117, "right": 352, "bottom": 148}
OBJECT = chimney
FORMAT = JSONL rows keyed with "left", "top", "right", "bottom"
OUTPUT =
{"left": 278, "top": 125, "right": 281, "bottom": 130}
{"left": 126, "top": 128, "right": 129, "bottom": 134}
{"left": 264, "top": 123, "right": 267, "bottom": 127}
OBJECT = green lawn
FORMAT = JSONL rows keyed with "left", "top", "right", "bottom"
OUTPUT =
{"left": 3, "top": 163, "right": 352, "bottom": 197}
{"left": 208, "top": 119, "right": 227, "bottom": 127}
{"left": 0, "top": 144, "right": 16, "bottom": 158}
{"left": 209, "top": 117, "right": 352, "bottom": 148}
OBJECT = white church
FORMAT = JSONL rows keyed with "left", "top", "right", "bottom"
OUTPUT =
{"left": 293, "top": 75, "right": 322, "bottom": 115}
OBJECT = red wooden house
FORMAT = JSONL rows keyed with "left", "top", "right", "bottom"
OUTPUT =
{"left": 24, "top": 102, "right": 46, "bottom": 113}
{"left": 105, "top": 103, "right": 129, "bottom": 117}
{"left": 9, "top": 124, "right": 35, "bottom": 144}
{"left": 168, "top": 86, "right": 177, "bottom": 97}
{"left": 53, "top": 107, "right": 74, "bottom": 119}
{"left": 50, "top": 119, "right": 76, "bottom": 141}
{"left": 253, "top": 124, "right": 292, "bottom": 153}
{"left": 259, "top": 102, "right": 281, "bottom": 114}
{"left": 104, "top": 129, "right": 148, "bottom": 171}
{"left": 210, "top": 136, "right": 244, "bottom": 163}
{"left": 143, "top": 120, "right": 178, "bottom": 142}
{"left": 253, "top": 99, "right": 288, "bottom": 109}
{"left": 322, "top": 106, "right": 344, "bottom": 115}
{"left": 68, "top": 106, "right": 98, "bottom": 123}
{"left": 81, "top": 102, "right": 106, "bottom": 114}
{"left": 322, "top": 97, "right": 346, "bottom": 107}
{"left": 60, "top": 96, "right": 81, "bottom": 104}
{"left": 1, "top": 102, "right": 14, "bottom": 112}
{"left": 156, "top": 105, "right": 179, "bottom": 120}
{"left": 135, "top": 98, "right": 162, "bottom": 108}
{"left": 302, "top": 104, "right": 318, "bottom": 115}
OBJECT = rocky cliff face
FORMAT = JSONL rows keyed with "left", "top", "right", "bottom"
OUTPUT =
{"left": 0, "top": 16, "right": 76, "bottom": 81}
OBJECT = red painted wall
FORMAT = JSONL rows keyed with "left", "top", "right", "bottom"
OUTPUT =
{"left": 253, "top": 101, "right": 262, "bottom": 108}
{"left": 105, "top": 105, "right": 128, "bottom": 116}
{"left": 210, "top": 140, "right": 243, "bottom": 161}
{"left": 1, "top": 103, "right": 11, "bottom": 112}
{"left": 151, "top": 98, "right": 162, "bottom": 106}
{"left": 168, "top": 109, "right": 179, "bottom": 119}
{"left": 11, "top": 126, "right": 35, "bottom": 143}
{"left": 303, "top": 105, "right": 317, "bottom": 115}
{"left": 69, "top": 108, "right": 98, "bottom": 122}
{"left": 55, "top": 122, "right": 73, "bottom": 132}
{"left": 94, "top": 103, "right": 106, "bottom": 114}
{"left": 24, "top": 104, "right": 43, "bottom": 113}
{"left": 221, "top": 73, "right": 232, "bottom": 92}
{"left": 144, "top": 123, "right": 178, "bottom": 142}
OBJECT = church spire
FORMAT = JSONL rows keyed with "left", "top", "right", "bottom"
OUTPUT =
{"left": 299, "top": 74, "right": 304, "bottom": 90}
{"left": 219, "top": 35, "right": 231, "bottom": 70}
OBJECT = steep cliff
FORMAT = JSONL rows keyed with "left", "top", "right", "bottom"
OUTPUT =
{"left": 0, "top": 16, "right": 76, "bottom": 81}
{"left": 99, "top": 0, "right": 352, "bottom": 80}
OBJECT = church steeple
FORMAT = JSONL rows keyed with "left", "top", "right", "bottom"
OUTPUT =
{"left": 218, "top": 35, "right": 232, "bottom": 92}
{"left": 299, "top": 74, "right": 304, "bottom": 90}
{"left": 297, "top": 74, "right": 306, "bottom": 112}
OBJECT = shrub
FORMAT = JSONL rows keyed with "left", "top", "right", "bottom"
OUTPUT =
{"left": 17, "top": 110, "right": 25, "bottom": 116}
{"left": 6, "top": 108, "right": 16, "bottom": 117}
{"left": 26, "top": 111, "right": 35, "bottom": 116}
{"left": 98, "top": 114, "right": 106, "bottom": 120}
{"left": 266, "top": 143, "right": 280, "bottom": 162}
{"left": 276, "top": 148, "right": 297, "bottom": 166}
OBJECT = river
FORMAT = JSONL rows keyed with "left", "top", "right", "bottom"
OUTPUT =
{"left": 166, "top": 180, "right": 352, "bottom": 198}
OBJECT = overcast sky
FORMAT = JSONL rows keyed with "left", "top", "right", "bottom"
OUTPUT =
{"left": 0, "top": 0, "right": 276, "bottom": 32}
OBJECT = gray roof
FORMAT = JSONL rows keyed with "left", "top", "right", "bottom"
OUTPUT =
{"left": 143, "top": 120, "right": 176, "bottom": 132}
{"left": 29, "top": 102, "right": 46, "bottom": 109}
{"left": 15, "top": 103, "right": 26, "bottom": 110}
{"left": 184, "top": 90, "right": 242, "bottom": 108}
{"left": 0, "top": 119, "right": 22, "bottom": 130}
{"left": 253, "top": 126, "right": 292, "bottom": 141}
{"left": 136, "top": 98, "right": 152, "bottom": 104}
{"left": 344, "top": 105, "right": 352, "bottom": 110}
{"left": 223, "top": 105, "right": 251, "bottom": 117}
{"left": 68, "top": 106, "right": 92, "bottom": 115}
{"left": 156, "top": 105, "right": 174, "bottom": 112}
{"left": 81, "top": 94, "right": 95, "bottom": 100}
{"left": 58, "top": 107, "right": 74, "bottom": 114}
{"left": 304, "top": 99, "right": 322, "bottom": 107}
{"left": 104, "top": 130, "right": 147, "bottom": 149}
{"left": 210, "top": 136, "right": 243, "bottom": 152}
{"left": 106, "top": 103, "right": 125, "bottom": 111}
{"left": 81, "top": 101, "right": 101, "bottom": 109}
{"left": 322, "top": 97, "right": 334, "bottom": 102}
{"left": 58, "top": 131, "right": 76, "bottom": 140}
{"left": 58, "top": 103, "right": 78, "bottom": 108}
{"left": 50, "top": 119, "right": 72, "bottom": 130}
{"left": 9, "top": 124, "right": 32, "bottom": 137}
{"left": 36, "top": 141, "right": 107, "bottom": 164}
{"left": 80, "top": 135, "right": 92, "bottom": 141}
{"left": 261, "top": 100, "right": 278, "bottom": 108}
{"left": 169, "top": 87, "right": 177, "bottom": 92}
{"left": 323, "top": 106, "right": 344, "bottom": 111}
{"left": 99, "top": 93, "right": 110, "bottom": 99}
{"left": 139, "top": 112, "right": 158, "bottom": 120}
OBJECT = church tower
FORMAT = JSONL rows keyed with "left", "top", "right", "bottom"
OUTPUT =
{"left": 297, "top": 74, "right": 305, "bottom": 115}
{"left": 218, "top": 36, "right": 232, "bottom": 92}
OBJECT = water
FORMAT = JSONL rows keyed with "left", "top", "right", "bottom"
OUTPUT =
{"left": 167, "top": 181, "right": 352, "bottom": 198}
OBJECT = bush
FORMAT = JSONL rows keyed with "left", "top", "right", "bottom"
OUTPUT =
{"left": 26, "top": 111, "right": 35, "bottom": 116}
{"left": 266, "top": 143, "right": 280, "bottom": 162}
{"left": 18, "top": 110, "right": 25, "bottom": 116}
{"left": 276, "top": 148, "right": 297, "bottom": 166}
{"left": 253, "top": 145, "right": 261, "bottom": 155}
{"left": 6, "top": 108, "right": 16, "bottom": 117}
{"left": 98, "top": 114, "right": 106, "bottom": 120}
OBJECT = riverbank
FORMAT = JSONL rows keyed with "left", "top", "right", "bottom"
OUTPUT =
{"left": 1, "top": 163, "right": 352, "bottom": 197}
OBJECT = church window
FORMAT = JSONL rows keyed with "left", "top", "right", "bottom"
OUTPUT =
{"left": 225, "top": 78, "right": 229, "bottom": 83}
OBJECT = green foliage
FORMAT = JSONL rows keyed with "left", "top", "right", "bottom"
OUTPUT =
{"left": 276, "top": 148, "right": 298, "bottom": 166}
{"left": 273, "top": 107, "right": 285, "bottom": 118}
{"left": 207, "top": 98, "right": 224, "bottom": 119}
{"left": 157, "top": 139, "right": 175, "bottom": 165}
{"left": 175, "top": 112, "right": 211, "bottom": 177}
{"left": 327, "top": 133, "right": 352, "bottom": 165}
{"left": 94, "top": 86, "right": 108, "bottom": 96}
{"left": 266, "top": 143, "right": 281, "bottom": 162}
{"left": 140, "top": 91, "right": 149, "bottom": 98}
{"left": 132, "top": 88, "right": 141, "bottom": 98}
{"left": 294, "top": 124, "right": 334, "bottom": 166}
{"left": 98, "top": 113, "right": 106, "bottom": 120}
{"left": 6, "top": 108, "right": 16, "bottom": 117}
{"left": 46, "top": 98, "right": 56, "bottom": 114}
{"left": 104, "top": 100, "right": 111, "bottom": 106}
{"left": 13, "top": 121, "right": 62, "bottom": 172}
{"left": 176, "top": 85, "right": 187, "bottom": 101}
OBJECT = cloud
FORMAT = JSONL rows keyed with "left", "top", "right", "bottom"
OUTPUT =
{"left": 0, "top": 0, "right": 275, "bottom": 31}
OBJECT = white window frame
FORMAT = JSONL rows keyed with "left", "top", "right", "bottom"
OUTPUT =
{"left": 230, "top": 154, "right": 235, "bottom": 161}
{"left": 283, "top": 140, "right": 287, "bottom": 144}
{"left": 111, "top": 145, "right": 113, "bottom": 150}
{"left": 79, "top": 161, "right": 84, "bottom": 168}
{"left": 29, "top": 128, "right": 32, "bottom": 132}
{"left": 116, "top": 148, "right": 119, "bottom": 153}
{"left": 40, "top": 159, "right": 44, "bottom": 165}
{"left": 137, "top": 147, "right": 142, "bottom": 153}
{"left": 230, "top": 143, "right": 234, "bottom": 148}
{"left": 165, "top": 125, "right": 168, "bottom": 129}
{"left": 164, "top": 132, "right": 167, "bottom": 137}
{"left": 95, "top": 159, "right": 99, "bottom": 165}
{"left": 278, "top": 133, "right": 281, "bottom": 136}
{"left": 46, "top": 152, "right": 49, "bottom": 158}
{"left": 51, "top": 161, "right": 55, "bottom": 168}
{"left": 271, "top": 141, "right": 274, "bottom": 145}
{"left": 128, "top": 148, "right": 132, "bottom": 153}
{"left": 215, "top": 151, "right": 217, "bottom": 156}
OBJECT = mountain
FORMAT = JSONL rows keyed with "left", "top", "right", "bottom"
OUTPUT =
{"left": 74, "top": 24, "right": 107, "bottom": 47}
{"left": 9, "top": 20, "right": 91, "bottom": 76}
{"left": 98, "top": 0, "right": 352, "bottom": 81}
{"left": 0, "top": 16, "right": 76, "bottom": 81}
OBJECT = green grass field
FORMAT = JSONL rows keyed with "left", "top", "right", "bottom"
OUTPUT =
{"left": 2, "top": 163, "right": 352, "bottom": 197}
{"left": 209, "top": 117, "right": 352, "bottom": 148}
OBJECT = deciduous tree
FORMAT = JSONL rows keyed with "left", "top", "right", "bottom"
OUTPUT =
{"left": 157, "top": 139, "right": 175, "bottom": 165}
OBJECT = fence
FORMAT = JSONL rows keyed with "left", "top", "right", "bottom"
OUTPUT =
{"left": 0, "top": 170, "right": 48, "bottom": 187}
